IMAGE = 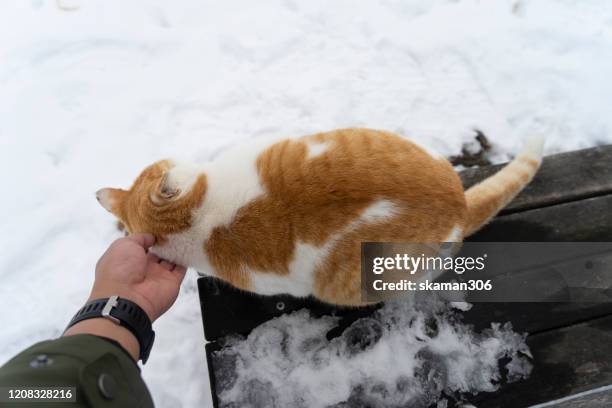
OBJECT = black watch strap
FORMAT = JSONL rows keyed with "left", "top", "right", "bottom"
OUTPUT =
{"left": 65, "top": 296, "right": 155, "bottom": 364}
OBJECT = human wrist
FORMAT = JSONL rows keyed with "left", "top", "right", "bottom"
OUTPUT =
{"left": 63, "top": 318, "right": 140, "bottom": 361}
{"left": 89, "top": 285, "right": 158, "bottom": 322}
{"left": 64, "top": 294, "right": 156, "bottom": 363}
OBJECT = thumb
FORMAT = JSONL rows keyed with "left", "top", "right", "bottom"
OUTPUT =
{"left": 126, "top": 233, "right": 156, "bottom": 249}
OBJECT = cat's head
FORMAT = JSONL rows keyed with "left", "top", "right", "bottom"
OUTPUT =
{"left": 96, "top": 159, "right": 207, "bottom": 241}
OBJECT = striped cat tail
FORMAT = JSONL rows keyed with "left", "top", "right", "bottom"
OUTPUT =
{"left": 463, "top": 135, "right": 545, "bottom": 236}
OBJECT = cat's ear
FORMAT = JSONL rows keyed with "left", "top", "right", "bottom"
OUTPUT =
{"left": 96, "top": 188, "right": 127, "bottom": 213}
{"left": 157, "top": 172, "right": 179, "bottom": 200}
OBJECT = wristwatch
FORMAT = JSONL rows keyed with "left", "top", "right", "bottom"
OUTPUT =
{"left": 65, "top": 296, "right": 155, "bottom": 364}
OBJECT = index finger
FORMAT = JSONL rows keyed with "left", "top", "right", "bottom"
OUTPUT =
{"left": 126, "top": 233, "right": 156, "bottom": 249}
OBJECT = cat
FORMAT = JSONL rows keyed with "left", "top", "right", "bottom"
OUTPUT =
{"left": 96, "top": 128, "right": 544, "bottom": 305}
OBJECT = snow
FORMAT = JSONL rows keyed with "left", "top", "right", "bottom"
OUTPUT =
{"left": 0, "top": 1, "right": 610, "bottom": 407}
{"left": 212, "top": 298, "right": 532, "bottom": 407}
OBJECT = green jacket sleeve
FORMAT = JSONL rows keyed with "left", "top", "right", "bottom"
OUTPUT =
{"left": 0, "top": 334, "right": 154, "bottom": 408}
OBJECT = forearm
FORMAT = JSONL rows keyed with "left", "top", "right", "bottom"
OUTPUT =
{"left": 64, "top": 318, "right": 140, "bottom": 361}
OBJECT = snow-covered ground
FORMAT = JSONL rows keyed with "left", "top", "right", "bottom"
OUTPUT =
{"left": 1, "top": 1, "right": 611, "bottom": 407}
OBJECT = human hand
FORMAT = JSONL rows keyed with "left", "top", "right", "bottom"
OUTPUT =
{"left": 88, "top": 233, "right": 187, "bottom": 322}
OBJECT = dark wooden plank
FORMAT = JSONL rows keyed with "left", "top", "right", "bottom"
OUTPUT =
{"left": 199, "top": 277, "right": 380, "bottom": 342}
{"left": 474, "top": 315, "right": 612, "bottom": 408}
{"left": 199, "top": 282, "right": 612, "bottom": 344}
{"left": 463, "top": 302, "right": 612, "bottom": 335}
{"left": 467, "top": 194, "right": 612, "bottom": 242}
{"left": 460, "top": 145, "right": 612, "bottom": 213}
{"left": 538, "top": 387, "right": 612, "bottom": 408}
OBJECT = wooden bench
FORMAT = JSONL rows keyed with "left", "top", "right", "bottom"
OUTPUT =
{"left": 198, "top": 145, "right": 612, "bottom": 408}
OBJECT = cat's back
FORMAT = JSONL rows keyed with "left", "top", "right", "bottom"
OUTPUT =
{"left": 254, "top": 128, "right": 464, "bottom": 208}
{"left": 201, "top": 127, "right": 464, "bottom": 229}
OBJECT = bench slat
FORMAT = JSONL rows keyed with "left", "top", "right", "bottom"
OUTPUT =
{"left": 460, "top": 145, "right": 612, "bottom": 213}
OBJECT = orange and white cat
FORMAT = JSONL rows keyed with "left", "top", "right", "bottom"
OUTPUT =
{"left": 97, "top": 129, "right": 543, "bottom": 305}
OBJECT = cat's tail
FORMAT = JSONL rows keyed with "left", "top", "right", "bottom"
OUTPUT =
{"left": 463, "top": 136, "right": 545, "bottom": 236}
